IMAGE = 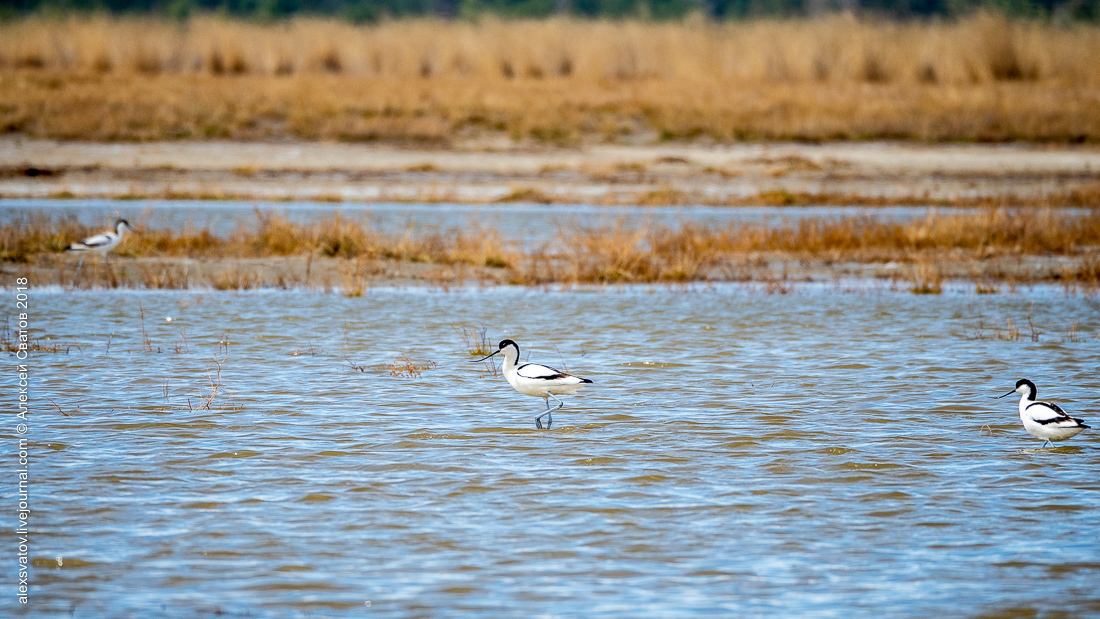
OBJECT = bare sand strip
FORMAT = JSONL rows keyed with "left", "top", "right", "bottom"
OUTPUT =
{"left": 2, "top": 138, "right": 1099, "bottom": 205}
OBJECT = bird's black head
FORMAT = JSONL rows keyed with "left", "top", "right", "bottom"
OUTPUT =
{"left": 116, "top": 219, "right": 134, "bottom": 232}
{"left": 470, "top": 339, "right": 519, "bottom": 363}
{"left": 1016, "top": 379, "right": 1037, "bottom": 399}
{"left": 996, "top": 378, "right": 1038, "bottom": 400}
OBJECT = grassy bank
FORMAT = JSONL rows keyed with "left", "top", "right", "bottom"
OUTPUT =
{"left": 2, "top": 15, "right": 1099, "bottom": 142}
{"left": 4, "top": 209, "right": 1099, "bottom": 288}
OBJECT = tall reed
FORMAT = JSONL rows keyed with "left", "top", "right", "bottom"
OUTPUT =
{"left": 3, "top": 14, "right": 1096, "bottom": 85}
{"left": 1, "top": 14, "right": 1098, "bottom": 141}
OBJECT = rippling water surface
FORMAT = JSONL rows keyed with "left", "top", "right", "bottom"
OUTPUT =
{"left": 15, "top": 283, "right": 1100, "bottom": 616}
{"left": 2, "top": 198, "right": 977, "bottom": 243}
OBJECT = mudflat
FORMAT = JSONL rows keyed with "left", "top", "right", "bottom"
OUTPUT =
{"left": 2, "top": 138, "right": 1099, "bottom": 205}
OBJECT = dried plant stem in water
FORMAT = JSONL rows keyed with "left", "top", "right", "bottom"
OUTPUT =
{"left": 388, "top": 354, "right": 437, "bottom": 378}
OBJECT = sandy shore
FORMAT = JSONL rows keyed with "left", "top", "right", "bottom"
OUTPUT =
{"left": 2, "top": 138, "right": 1099, "bottom": 205}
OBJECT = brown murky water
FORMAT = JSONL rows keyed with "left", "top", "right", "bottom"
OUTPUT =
{"left": 15, "top": 283, "right": 1100, "bottom": 616}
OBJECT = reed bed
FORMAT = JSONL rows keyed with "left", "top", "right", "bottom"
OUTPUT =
{"left": 5, "top": 208, "right": 1099, "bottom": 286}
{"left": 1, "top": 14, "right": 1099, "bottom": 142}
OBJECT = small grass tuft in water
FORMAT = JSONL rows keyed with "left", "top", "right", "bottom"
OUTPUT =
{"left": 173, "top": 328, "right": 189, "bottom": 354}
{"left": 456, "top": 324, "right": 501, "bottom": 377}
{"left": 1063, "top": 321, "right": 1082, "bottom": 343}
{"left": 975, "top": 282, "right": 999, "bottom": 294}
{"left": 495, "top": 188, "right": 553, "bottom": 204}
{"left": 137, "top": 301, "right": 154, "bottom": 352}
{"left": 176, "top": 353, "right": 234, "bottom": 412}
{"left": 908, "top": 261, "right": 943, "bottom": 295}
{"left": 1026, "top": 310, "right": 1041, "bottom": 342}
{"left": 0, "top": 320, "right": 66, "bottom": 354}
{"left": 340, "top": 330, "right": 369, "bottom": 373}
{"left": 455, "top": 324, "right": 493, "bottom": 357}
{"left": 997, "top": 317, "right": 1021, "bottom": 341}
{"left": 198, "top": 354, "right": 225, "bottom": 410}
{"left": 388, "top": 354, "right": 437, "bottom": 378}
{"left": 963, "top": 308, "right": 1077, "bottom": 343}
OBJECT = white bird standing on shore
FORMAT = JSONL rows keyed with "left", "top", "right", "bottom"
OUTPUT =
{"left": 67, "top": 218, "right": 135, "bottom": 272}
{"left": 472, "top": 339, "right": 593, "bottom": 429}
{"left": 996, "top": 379, "right": 1090, "bottom": 448}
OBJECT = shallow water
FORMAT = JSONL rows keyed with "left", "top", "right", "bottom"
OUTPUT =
{"left": 2, "top": 198, "right": 977, "bottom": 243}
{"left": 12, "top": 284, "right": 1100, "bottom": 616}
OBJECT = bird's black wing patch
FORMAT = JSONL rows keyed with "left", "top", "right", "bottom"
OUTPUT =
{"left": 1033, "top": 416, "right": 1065, "bottom": 425}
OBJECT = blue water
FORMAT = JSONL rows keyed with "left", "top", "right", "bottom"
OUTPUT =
{"left": 9, "top": 284, "right": 1100, "bottom": 616}
{"left": 0, "top": 198, "right": 975, "bottom": 244}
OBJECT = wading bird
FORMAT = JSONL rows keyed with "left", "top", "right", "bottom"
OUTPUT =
{"left": 67, "top": 219, "right": 135, "bottom": 275}
{"left": 472, "top": 339, "right": 592, "bottom": 429}
{"left": 996, "top": 379, "right": 1089, "bottom": 448}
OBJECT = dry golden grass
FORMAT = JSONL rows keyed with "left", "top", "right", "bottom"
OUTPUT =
{"left": 0, "top": 211, "right": 509, "bottom": 265}
{"left": 387, "top": 353, "right": 438, "bottom": 378}
{"left": 6, "top": 208, "right": 1099, "bottom": 287}
{"left": 515, "top": 210, "right": 1100, "bottom": 284}
{"left": 1, "top": 14, "right": 1099, "bottom": 142}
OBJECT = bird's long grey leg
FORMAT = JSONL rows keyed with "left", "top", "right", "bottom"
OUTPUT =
{"left": 72, "top": 256, "right": 87, "bottom": 287}
{"left": 535, "top": 397, "right": 554, "bottom": 429}
{"left": 544, "top": 394, "right": 565, "bottom": 429}
{"left": 104, "top": 253, "right": 121, "bottom": 286}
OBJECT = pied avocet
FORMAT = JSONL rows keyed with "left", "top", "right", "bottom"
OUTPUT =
{"left": 472, "top": 339, "right": 592, "bottom": 429}
{"left": 67, "top": 219, "right": 135, "bottom": 271}
{"left": 997, "top": 379, "right": 1089, "bottom": 448}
